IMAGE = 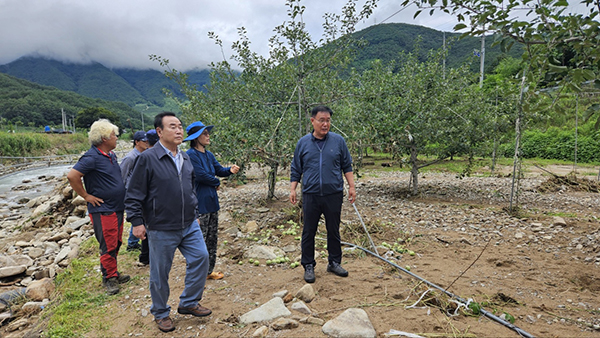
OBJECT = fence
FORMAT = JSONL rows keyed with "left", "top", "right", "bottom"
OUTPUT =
{"left": 0, "top": 151, "right": 129, "bottom": 177}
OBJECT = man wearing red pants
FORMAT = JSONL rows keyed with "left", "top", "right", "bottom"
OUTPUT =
{"left": 67, "top": 118, "right": 130, "bottom": 295}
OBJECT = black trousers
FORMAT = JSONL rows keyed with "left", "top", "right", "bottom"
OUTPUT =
{"left": 301, "top": 191, "right": 343, "bottom": 267}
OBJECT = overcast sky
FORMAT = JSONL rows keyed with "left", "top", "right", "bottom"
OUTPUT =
{"left": 0, "top": 0, "right": 590, "bottom": 71}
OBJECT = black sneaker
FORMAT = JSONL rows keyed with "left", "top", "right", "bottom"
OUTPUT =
{"left": 103, "top": 277, "right": 120, "bottom": 295}
{"left": 327, "top": 262, "right": 348, "bottom": 277}
{"left": 126, "top": 243, "right": 141, "bottom": 251}
{"left": 304, "top": 264, "right": 315, "bottom": 283}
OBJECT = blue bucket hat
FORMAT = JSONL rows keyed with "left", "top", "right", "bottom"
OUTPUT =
{"left": 183, "top": 121, "right": 214, "bottom": 142}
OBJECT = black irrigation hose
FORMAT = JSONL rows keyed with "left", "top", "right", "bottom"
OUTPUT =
{"left": 340, "top": 241, "right": 536, "bottom": 338}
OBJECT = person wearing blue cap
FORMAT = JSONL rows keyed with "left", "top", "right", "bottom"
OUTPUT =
{"left": 184, "top": 121, "right": 240, "bottom": 280}
{"left": 135, "top": 128, "right": 159, "bottom": 265}
{"left": 146, "top": 128, "right": 159, "bottom": 146}
{"left": 120, "top": 130, "right": 149, "bottom": 251}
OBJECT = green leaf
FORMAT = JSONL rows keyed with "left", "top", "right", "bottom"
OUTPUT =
{"left": 469, "top": 302, "right": 482, "bottom": 315}
{"left": 454, "top": 23, "right": 467, "bottom": 31}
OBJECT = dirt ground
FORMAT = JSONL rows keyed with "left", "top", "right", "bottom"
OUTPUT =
{"left": 32, "top": 162, "right": 600, "bottom": 337}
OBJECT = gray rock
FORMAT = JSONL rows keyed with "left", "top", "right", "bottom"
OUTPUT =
{"left": 252, "top": 326, "right": 269, "bottom": 338}
{"left": 295, "top": 284, "right": 316, "bottom": 303}
{"left": 71, "top": 195, "right": 86, "bottom": 206}
{"left": 552, "top": 216, "right": 567, "bottom": 226}
{"left": 64, "top": 216, "right": 82, "bottom": 226}
{"left": 302, "top": 316, "right": 325, "bottom": 325}
{"left": 322, "top": 308, "right": 376, "bottom": 338}
{"left": 66, "top": 217, "right": 90, "bottom": 231}
{"left": 244, "top": 220, "right": 259, "bottom": 233}
{"left": 21, "top": 299, "right": 50, "bottom": 315}
{"left": 0, "top": 265, "right": 26, "bottom": 278}
{"left": 26, "top": 278, "right": 55, "bottom": 301}
{"left": 272, "top": 290, "right": 289, "bottom": 298}
{"left": 27, "top": 248, "right": 44, "bottom": 259}
{"left": 15, "top": 241, "right": 30, "bottom": 247}
{"left": 62, "top": 186, "right": 73, "bottom": 198}
{"left": 54, "top": 246, "right": 71, "bottom": 264}
{"left": 48, "top": 232, "right": 69, "bottom": 242}
{"left": 271, "top": 317, "right": 299, "bottom": 330}
{"left": 245, "top": 245, "right": 285, "bottom": 260}
{"left": 291, "top": 300, "right": 312, "bottom": 315}
{"left": 239, "top": 297, "right": 291, "bottom": 324}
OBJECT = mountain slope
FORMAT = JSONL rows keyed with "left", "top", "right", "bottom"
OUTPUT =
{"left": 0, "top": 73, "right": 145, "bottom": 129}
{"left": 351, "top": 23, "right": 523, "bottom": 72}
{"left": 0, "top": 57, "right": 211, "bottom": 108}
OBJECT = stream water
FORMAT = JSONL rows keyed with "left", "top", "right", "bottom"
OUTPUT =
{"left": 0, "top": 164, "right": 72, "bottom": 208}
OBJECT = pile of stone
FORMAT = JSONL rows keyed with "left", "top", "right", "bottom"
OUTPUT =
{"left": 241, "top": 283, "right": 376, "bottom": 338}
{"left": 0, "top": 176, "right": 95, "bottom": 334}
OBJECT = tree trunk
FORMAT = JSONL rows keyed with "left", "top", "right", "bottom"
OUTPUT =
{"left": 491, "top": 137, "right": 497, "bottom": 173}
{"left": 267, "top": 162, "right": 278, "bottom": 200}
{"left": 410, "top": 140, "right": 419, "bottom": 195}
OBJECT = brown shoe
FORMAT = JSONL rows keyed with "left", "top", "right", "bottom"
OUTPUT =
{"left": 177, "top": 304, "right": 212, "bottom": 317}
{"left": 207, "top": 271, "right": 224, "bottom": 280}
{"left": 155, "top": 316, "right": 175, "bottom": 332}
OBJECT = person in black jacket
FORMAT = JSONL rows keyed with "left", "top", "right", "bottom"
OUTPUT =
{"left": 290, "top": 106, "right": 357, "bottom": 284}
{"left": 124, "top": 112, "right": 211, "bottom": 333}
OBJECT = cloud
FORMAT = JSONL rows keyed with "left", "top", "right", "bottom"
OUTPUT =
{"left": 0, "top": 0, "right": 591, "bottom": 71}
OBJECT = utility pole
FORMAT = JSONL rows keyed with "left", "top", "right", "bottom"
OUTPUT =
{"left": 61, "top": 108, "right": 67, "bottom": 131}
{"left": 443, "top": 31, "right": 446, "bottom": 80}
{"left": 479, "top": 34, "right": 485, "bottom": 88}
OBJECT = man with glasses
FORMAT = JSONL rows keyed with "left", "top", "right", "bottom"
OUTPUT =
{"left": 290, "top": 106, "right": 357, "bottom": 284}
{"left": 125, "top": 112, "right": 211, "bottom": 332}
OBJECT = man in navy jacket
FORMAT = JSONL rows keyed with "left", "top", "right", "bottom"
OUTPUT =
{"left": 125, "top": 112, "right": 211, "bottom": 333}
{"left": 290, "top": 106, "right": 357, "bottom": 283}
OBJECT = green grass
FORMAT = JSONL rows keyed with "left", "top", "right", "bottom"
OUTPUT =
{"left": 545, "top": 211, "right": 578, "bottom": 218}
{"left": 0, "top": 132, "right": 88, "bottom": 158}
{"left": 41, "top": 235, "right": 135, "bottom": 338}
{"left": 359, "top": 151, "right": 600, "bottom": 177}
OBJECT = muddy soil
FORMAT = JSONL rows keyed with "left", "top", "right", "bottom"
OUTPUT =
{"left": 17, "top": 158, "right": 600, "bottom": 337}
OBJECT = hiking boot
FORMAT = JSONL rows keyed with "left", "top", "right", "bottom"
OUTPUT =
{"left": 304, "top": 264, "right": 315, "bottom": 283}
{"left": 103, "top": 277, "right": 120, "bottom": 295}
{"left": 155, "top": 316, "right": 175, "bottom": 332}
{"left": 177, "top": 304, "right": 212, "bottom": 317}
{"left": 116, "top": 272, "right": 130, "bottom": 284}
{"left": 327, "top": 262, "right": 348, "bottom": 277}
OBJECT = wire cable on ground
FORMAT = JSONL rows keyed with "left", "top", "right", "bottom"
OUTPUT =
{"left": 338, "top": 240, "right": 536, "bottom": 338}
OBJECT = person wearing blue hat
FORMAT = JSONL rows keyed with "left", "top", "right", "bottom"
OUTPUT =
{"left": 134, "top": 128, "right": 159, "bottom": 265}
{"left": 120, "top": 130, "right": 149, "bottom": 251}
{"left": 146, "top": 128, "right": 159, "bottom": 146}
{"left": 184, "top": 121, "right": 239, "bottom": 280}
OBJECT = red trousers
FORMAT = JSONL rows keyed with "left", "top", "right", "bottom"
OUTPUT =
{"left": 90, "top": 211, "right": 124, "bottom": 279}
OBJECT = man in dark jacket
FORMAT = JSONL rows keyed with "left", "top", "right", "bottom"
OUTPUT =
{"left": 121, "top": 130, "right": 148, "bottom": 252}
{"left": 125, "top": 112, "right": 211, "bottom": 333}
{"left": 290, "top": 105, "right": 357, "bottom": 284}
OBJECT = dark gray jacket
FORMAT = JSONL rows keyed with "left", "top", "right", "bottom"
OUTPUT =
{"left": 290, "top": 131, "right": 353, "bottom": 196}
{"left": 124, "top": 143, "right": 198, "bottom": 231}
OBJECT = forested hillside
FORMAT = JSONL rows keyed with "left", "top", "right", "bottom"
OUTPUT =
{"left": 0, "top": 73, "right": 145, "bottom": 129}
{"left": 0, "top": 57, "right": 211, "bottom": 108}
{"left": 351, "top": 23, "right": 523, "bottom": 72}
